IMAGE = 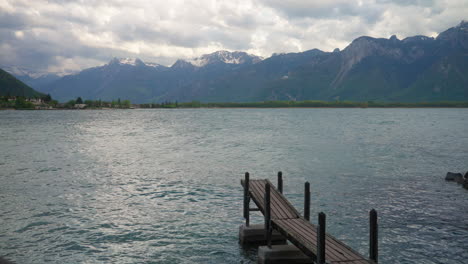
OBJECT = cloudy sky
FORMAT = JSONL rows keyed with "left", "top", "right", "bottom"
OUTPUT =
{"left": 1, "top": 0, "right": 467, "bottom": 75}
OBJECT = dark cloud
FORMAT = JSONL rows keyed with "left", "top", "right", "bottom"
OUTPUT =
{"left": 223, "top": 13, "right": 259, "bottom": 29}
{"left": 376, "top": 0, "right": 435, "bottom": 6}
{"left": 0, "top": 0, "right": 467, "bottom": 75}
{"left": 259, "top": 0, "right": 385, "bottom": 24}
{"left": 0, "top": 11, "right": 29, "bottom": 30}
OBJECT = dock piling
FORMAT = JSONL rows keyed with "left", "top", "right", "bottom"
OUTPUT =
{"left": 317, "top": 212, "right": 326, "bottom": 264}
{"left": 370, "top": 209, "right": 378, "bottom": 263}
{"left": 265, "top": 182, "right": 272, "bottom": 248}
{"left": 277, "top": 171, "right": 283, "bottom": 194}
{"left": 244, "top": 172, "right": 250, "bottom": 227}
{"left": 304, "top": 182, "right": 310, "bottom": 221}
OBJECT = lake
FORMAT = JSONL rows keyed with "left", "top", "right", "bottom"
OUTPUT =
{"left": 0, "top": 109, "right": 467, "bottom": 263}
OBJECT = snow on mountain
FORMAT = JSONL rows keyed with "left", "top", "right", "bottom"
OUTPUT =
{"left": 107, "top": 57, "right": 165, "bottom": 68}
{"left": 109, "top": 57, "right": 142, "bottom": 66}
{"left": 188, "top": 50, "right": 262, "bottom": 67}
{"left": 145, "top": 62, "right": 164, "bottom": 68}
{"left": 1, "top": 65, "right": 49, "bottom": 78}
{"left": 119, "top": 58, "right": 140, "bottom": 66}
{"left": 188, "top": 57, "right": 209, "bottom": 67}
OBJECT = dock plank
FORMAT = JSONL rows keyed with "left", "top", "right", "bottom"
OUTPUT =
{"left": 241, "top": 178, "right": 374, "bottom": 264}
{"left": 242, "top": 179, "right": 300, "bottom": 219}
{"left": 273, "top": 218, "right": 369, "bottom": 263}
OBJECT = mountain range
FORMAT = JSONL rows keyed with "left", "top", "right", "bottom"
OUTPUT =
{"left": 8, "top": 21, "right": 468, "bottom": 103}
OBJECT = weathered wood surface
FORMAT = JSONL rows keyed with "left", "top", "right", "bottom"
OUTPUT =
{"left": 242, "top": 179, "right": 301, "bottom": 219}
{"left": 241, "top": 179, "right": 374, "bottom": 264}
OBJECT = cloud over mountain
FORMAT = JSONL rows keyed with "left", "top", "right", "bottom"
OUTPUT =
{"left": 1, "top": 0, "right": 467, "bottom": 74}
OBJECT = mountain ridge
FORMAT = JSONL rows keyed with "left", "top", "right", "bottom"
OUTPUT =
{"left": 8, "top": 21, "right": 468, "bottom": 103}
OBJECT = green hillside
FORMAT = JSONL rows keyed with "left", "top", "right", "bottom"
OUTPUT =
{"left": 395, "top": 53, "right": 468, "bottom": 101}
{"left": 0, "top": 68, "right": 44, "bottom": 98}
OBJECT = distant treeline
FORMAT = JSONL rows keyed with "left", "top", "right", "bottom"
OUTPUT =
{"left": 4, "top": 97, "right": 468, "bottom": 110}
{"left": 0, "top": 95, "right": 133, "bottom": 110}
{"left": 139, "top": 100, "right": 468, "bottom": 108}
{"left": 0, "top": 94, "right": 55, "bottom": 109}
{"left": 64, "top": 97, "right": 132, "bottom": 109}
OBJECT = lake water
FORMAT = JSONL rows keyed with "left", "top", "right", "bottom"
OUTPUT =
{"left": 0, "top": 109, "right": 467, "bottom": 264}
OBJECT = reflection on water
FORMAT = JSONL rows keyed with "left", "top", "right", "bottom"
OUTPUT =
{"left": 0, "top": 109, "right": 467, "bottom": 263}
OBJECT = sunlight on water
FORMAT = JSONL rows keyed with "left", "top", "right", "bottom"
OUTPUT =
{"left": 0, "top": 109, "right": 467, "bottom": 263}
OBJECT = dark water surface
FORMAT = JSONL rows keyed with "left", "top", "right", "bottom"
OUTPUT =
{"left": 0, "top": 109, "right": 467, "bottom": 264}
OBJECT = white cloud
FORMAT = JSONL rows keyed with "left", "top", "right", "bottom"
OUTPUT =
{"left": 0, "top": 0, "right": 467, "bottom": 74}
{"left": 14, "top": 30, "right": 24, "bottom": 38}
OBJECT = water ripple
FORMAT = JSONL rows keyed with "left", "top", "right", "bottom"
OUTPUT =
{"left": 0, "top": 109, "right": 467, "bottom": 263}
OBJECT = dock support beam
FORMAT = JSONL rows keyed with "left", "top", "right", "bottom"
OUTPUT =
{"left": 244, "top": 172, "right": 250, "bottom": 227}
{"left": 240, "top": 173, "right": 286, "bottom": 246}
{"left": 278, "top": 171, "right": 283, "bottom": 194}
{"left": 370, "top": 209, "right": 378, "bottom": 263}
{"left": 317, "top": 212, "right": 326, "bottom": 264}
{"left": 258, "top": 245, "right": 313, "bottom": 264}
{"left": 239, "top": 224, "right": 286, "bottom": 245}
{"left": 265, "top": 182, "right": 272, "bottom": 248}
{"left": 304, "top": 182, "right": 310, "bottom": 221}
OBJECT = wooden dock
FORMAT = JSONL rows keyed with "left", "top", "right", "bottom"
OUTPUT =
{"left": 241, "top": 172, "right": 378, "bottom": 264}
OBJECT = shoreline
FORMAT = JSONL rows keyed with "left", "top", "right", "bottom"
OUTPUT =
{"left": 3, "top": 106, "right": 468, "bottom": 110}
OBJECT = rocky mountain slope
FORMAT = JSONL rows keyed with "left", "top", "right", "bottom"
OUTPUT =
{"left": 168, "top": 21, "right": 467, "bottom": 103}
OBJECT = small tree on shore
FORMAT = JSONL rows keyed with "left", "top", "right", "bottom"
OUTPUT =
{"left": 43, "top": 94, "right": 52, "bottom": 102}
{"left": 66, "top": 99, "right": 76, "bottom": 108}
{"left": 122, "top": 100, "right": 131, "bottom": 108}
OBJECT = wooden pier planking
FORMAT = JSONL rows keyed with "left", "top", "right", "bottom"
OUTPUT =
{"left": 241, "top": 179, "right": 300, "bottom": 219}
{"left": 241, "top": 178, "right": 374, "bottom": 264}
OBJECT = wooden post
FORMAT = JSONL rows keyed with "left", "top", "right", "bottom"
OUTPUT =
{"left": 304, "top": 182, "right": 310, "bottom": 221}
{"left": 278, "top": 171, "right": 283, "bottom": 194}
{"left": 370, "top": 209, "right": 378, "bottom": 263}
{"left": 265, "top": 182, "right": 272, "bottom": 248}
{"left": 243, "top": 172, "right": 250, "bottom": 227}
{"left": 317, "top": 212, "right": 326, "bottom": 264}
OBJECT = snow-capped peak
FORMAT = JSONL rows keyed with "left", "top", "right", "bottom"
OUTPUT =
{"left": 0, "top": 65, "right": 65, "bottom": 78}
{"left": 145, "top": 62, "right": 164, "bottom": 68}
{"left": 109, "top": 57, "right": 144, "bottom": 66}
{"left": 188, "top": 57, "right": 209, "bottom": 67}
{"left": 107, "top": 57, "right": 165, "bottom": 68}
{"left": 120, "top": 58, "right": 139, "bottom": 65}
{"left": 187, "top": 50, "right": 262, "bottom": 67}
